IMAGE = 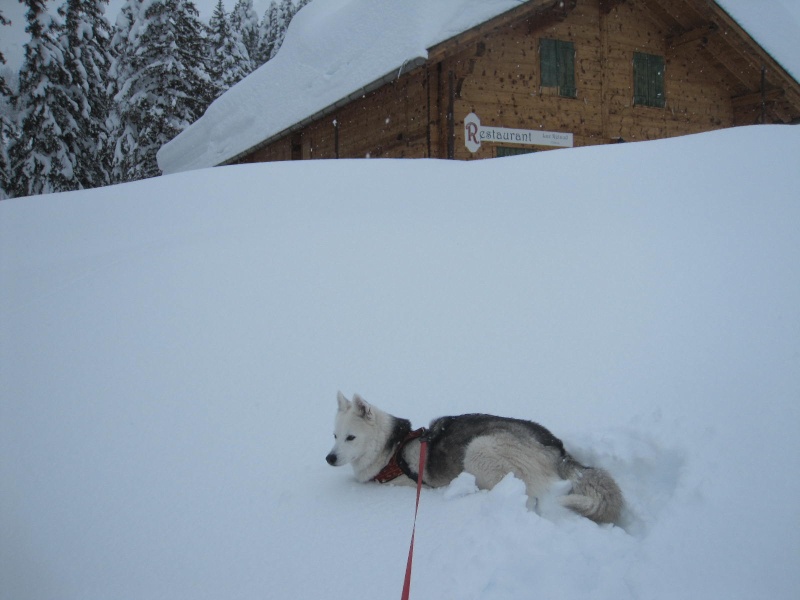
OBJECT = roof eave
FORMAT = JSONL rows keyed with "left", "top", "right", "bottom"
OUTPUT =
{"left": 217, "top": 0, "right": 571, "bottom": 167}
{"left": 219, "top": 56, "right": 428, "bottom": 166}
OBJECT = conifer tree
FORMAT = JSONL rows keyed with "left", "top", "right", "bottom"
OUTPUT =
{"left": 105, "top": 0, "right": 146, "bottom": 183}
{"left": 271, "top": 0, "right": 294, "bottom": 59}
{"left": 230, "top": 0, "right": 259, "bottom": 72}
{"left": 62, "top": 0, "right": 114, "bottom": 189}
{"left": 256, "top": 1, "right": 279, "bottom": 65}
{"left": 9, "top": 0, "right": 75, "bottom": 197}
{"left": 0, "top": 10, "right": 15, "bottom": 198}
{"left": 109, "top": 0, "right": 213, "bottom": 181}
{"left": 0, "top": 11, "right": 10, "bottom": 96}
{"left": 208, "top": 0, "right": 250, "bottom": 93}
{"left": 255, "top": 0, "right": 309, "bottom": 66}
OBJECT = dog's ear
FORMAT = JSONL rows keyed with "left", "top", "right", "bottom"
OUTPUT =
{"left": 352, "top": 394, "right": 372, "bottom": 420}
{"left": 336, "top": 391, "right": 351, "bottom": 412}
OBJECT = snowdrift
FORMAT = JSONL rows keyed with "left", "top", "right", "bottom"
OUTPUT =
{"left": 2, "top": 126, "right": 800, "bottom": 599}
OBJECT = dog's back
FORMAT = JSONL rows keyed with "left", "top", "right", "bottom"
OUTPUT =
{"left": 423, "top": 413, "right": 623, "bottom": 524}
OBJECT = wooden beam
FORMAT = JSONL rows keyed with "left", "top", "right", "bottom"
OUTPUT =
{"left": 662, "top": 0, "right": 707, "bottom": 29}
{"left": 769, "top": 101, "right": 794, "bottom": 124}
{"left": 599, "top": 0, "right": 625, "bottom": 15}
{"left": 447, "top": 70, "right": 455, "bottom": 159}
{"left": 694, "top": 47, "right": 748, "bottom": 96}
{"left": 628, "top": 0, "right": 682, "bottom": 35}
{"left": 703, "top": 36, "right": 761, "bottom": 92}
{"left": 667, "top": 22, "right": 717, "bottom": 50}
{"left": 600, "top": 5, "right": 611, "bottom": 139}
{"left": 731, "top": 88, "right": 784, "bottom": 110}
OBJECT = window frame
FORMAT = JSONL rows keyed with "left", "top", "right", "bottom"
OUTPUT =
{"left": 539, "top": 38, "right": 576, "bottom": 99}
{"left": 495, "top": 146, "right": 538, "bottom": 158}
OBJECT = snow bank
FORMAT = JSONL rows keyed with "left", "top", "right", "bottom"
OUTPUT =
{"left": 156, "top": 0, "right": 531, "bottom": 175}
{"left": 3, "top": 126, "right": 800, "bottom": 599}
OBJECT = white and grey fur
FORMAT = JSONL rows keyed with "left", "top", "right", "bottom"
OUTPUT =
{"left": 326, "top": 392, "right": 623, "bottom": 524}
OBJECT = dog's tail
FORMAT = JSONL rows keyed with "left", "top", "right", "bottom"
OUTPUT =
{"left": 557, "top": 456, "right": 623, "bottom": 524}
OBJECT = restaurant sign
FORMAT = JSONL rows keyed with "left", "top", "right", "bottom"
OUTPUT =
{"left": 464, "top": 112, "right": 573, "bottom": 153}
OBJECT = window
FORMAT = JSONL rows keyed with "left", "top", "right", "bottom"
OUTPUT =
{"left": 540, "top": 38, "right": 576, "bottom": 98}
{"left": 633, "top": 52, "right": 666, "bottom": 108}
{"left": 496, "top": 146, "right": 537, "bottom": 158}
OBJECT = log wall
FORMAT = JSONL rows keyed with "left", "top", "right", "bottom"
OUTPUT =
{"left": 237, "top": 0, "right": 790, "bottom": 165}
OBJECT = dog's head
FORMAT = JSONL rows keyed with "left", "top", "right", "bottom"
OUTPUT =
{"left": 326, "top": 392, "right": 377, "bottom": 467}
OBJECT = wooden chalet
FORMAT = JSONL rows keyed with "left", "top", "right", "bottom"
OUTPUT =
{"left": 232, "top": 0, "right": 800, "bottom": 164}
{"left": 159, "top": 0, "right": 800, "bottom": 173}
{"left": 229, "top": 0, "right": 800, "bottom": 165}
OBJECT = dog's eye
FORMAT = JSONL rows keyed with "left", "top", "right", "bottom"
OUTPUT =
{"left": 346, "top": 435, "right": 356, "bottom": 442}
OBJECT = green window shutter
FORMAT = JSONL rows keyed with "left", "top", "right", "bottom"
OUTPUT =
{"left": 633, "top": 52, "right": 648, "bottom": 106}
{"left": 634, "top": 52, "right": 666, "bottom": 107}
{"left": 540, "top": 38, "right": 558, "bottom": 87}
{"left": 541, "top": 38, "right": 576, "bottom": 98}
{"left": 559, "top": 41, "right": 576, "bottom": 98}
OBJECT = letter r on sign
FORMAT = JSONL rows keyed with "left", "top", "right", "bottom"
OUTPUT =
{"left": 464, "top": 112, "right": 482, "bottom": 153}
{"left": 466, "top": 122, "right": 478, "bottom": 145}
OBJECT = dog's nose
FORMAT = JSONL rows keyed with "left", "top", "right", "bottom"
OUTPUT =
{"left": 326, "top": 453, "right": 337, "bottom": 466}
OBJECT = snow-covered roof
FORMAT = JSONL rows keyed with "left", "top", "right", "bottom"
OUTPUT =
{"left": 157, "top": 0, "right": 800, "bottom": 176}
{"left": 156, "top": 0, "right": 528, "bottom": 175}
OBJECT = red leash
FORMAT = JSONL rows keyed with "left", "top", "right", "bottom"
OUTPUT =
{"left": 401, "top": 439, "right": 428, "bottom": 600}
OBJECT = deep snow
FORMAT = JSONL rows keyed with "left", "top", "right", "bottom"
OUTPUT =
{"left": 2, "top": 126, "right": 800, "bottom": 599}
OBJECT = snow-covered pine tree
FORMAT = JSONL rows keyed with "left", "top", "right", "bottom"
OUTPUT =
{"left": 8, "top": 0, "right": 76, "bottom": 197}
{"left": 110, "top": 0, "right": 214, "bottom": 182}
{"left": 0, "top": 10, "right": 10, "bottom": 97}
{"left": 105, "top": 0, "right": 147, "bottom": 184}
{"left": 0, "top": 9, "right": 15, "bottom": 198}
{"left": 208, "top": 0, "right": 250, "bottom": 94}
{"left": 255, "top": 0, "right": 309, "bottom": 66}
{"left": 271, "top": 0, "right": 294, "bottom": 59}
{"left": 229, "top": 0, "right": 259, "bottom": 73}
{"left": 62, "top": 0, "right": 114, "bottom": 190}
{"left": 256, "top": 0, "right": 279, "bottom": 66}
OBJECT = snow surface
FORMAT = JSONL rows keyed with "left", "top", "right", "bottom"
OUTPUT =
{"left": 3, "top": 126, "right": 800, "bottom": 599}
{"left": 156, "top": 0, "right": 800, "bottom": 177}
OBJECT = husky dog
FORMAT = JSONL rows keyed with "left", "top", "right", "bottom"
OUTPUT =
{"left": 326, "top": 392, "right": 623, "bottom": 524}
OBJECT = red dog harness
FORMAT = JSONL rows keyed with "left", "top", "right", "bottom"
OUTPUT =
{"left": 372, "top": 427, "right": 428, "bottom": 484}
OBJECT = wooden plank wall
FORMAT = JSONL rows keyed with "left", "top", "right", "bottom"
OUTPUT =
{"left": 239, "top": 0, "right": 765, "bottom": 164}
{"left": 448, "top": 0, "right": 735, "bottom": 160}
{"left": 603, "top": 0, "right": 734, "bottom": 141}
{"left": 243, "top": 136, "right": 293, "bottom": 163}
{"left": 335, "top": 68, "right": 430, "bottom": 159}
{"left": 243, "top": 68, "right": 432, "bottom": 163}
